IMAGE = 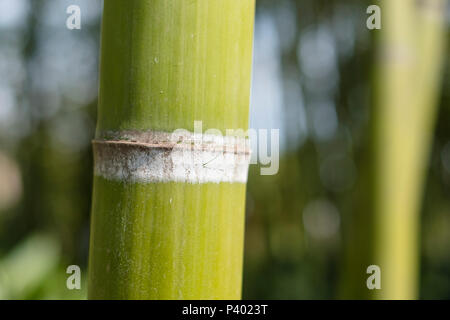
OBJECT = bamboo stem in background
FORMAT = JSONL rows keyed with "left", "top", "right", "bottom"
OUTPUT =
{"left": 88, "top": 0, "right": 255, "bottom": 299}
{"left": 372, "top": 0, "right": 447, "bottom": 299}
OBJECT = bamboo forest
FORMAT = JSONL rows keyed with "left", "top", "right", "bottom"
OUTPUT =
{"left": 0, "top": 0, "right": 449, "bottom": 301}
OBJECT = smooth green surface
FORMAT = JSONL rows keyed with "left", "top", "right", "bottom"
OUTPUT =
{"left": 97, "top": 0, "right": 255, "bottom": 134}
{"left": 89, "top": 0, "right": 255, "bottom": 299}
{"left": 89, "top": 178, "right": 246, "bottom": 299}
{"left": 372, "top": 0, "right": 446, "bottom": 299}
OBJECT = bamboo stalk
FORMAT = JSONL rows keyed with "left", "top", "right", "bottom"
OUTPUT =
{"left": 88, "top": 0, "right": 255, "bottom": 299}
{"left": 372, "top": 0, "right": 447, "bottom": 299}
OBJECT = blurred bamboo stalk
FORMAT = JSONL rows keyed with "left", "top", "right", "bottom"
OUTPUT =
{"left": 372, "top": 0, "right": 447, "bottom": 299}
{"left": 88, "top": 0, "right": 255, "bottom": 299}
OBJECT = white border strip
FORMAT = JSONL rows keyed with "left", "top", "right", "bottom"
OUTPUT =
{"left": 93, "top": 131, "right": 251, "bottom": 184}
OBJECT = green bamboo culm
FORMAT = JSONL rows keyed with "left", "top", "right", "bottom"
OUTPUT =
{"left": 88, "top": 0, "right": 255, "bottom": 299}
{"left": 372, "top": 0, "right": 447, "bottom": 299}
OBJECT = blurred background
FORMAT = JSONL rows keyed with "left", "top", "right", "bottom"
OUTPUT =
{"left": 0, "top": 0, "right": 449, "bottom": 299}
